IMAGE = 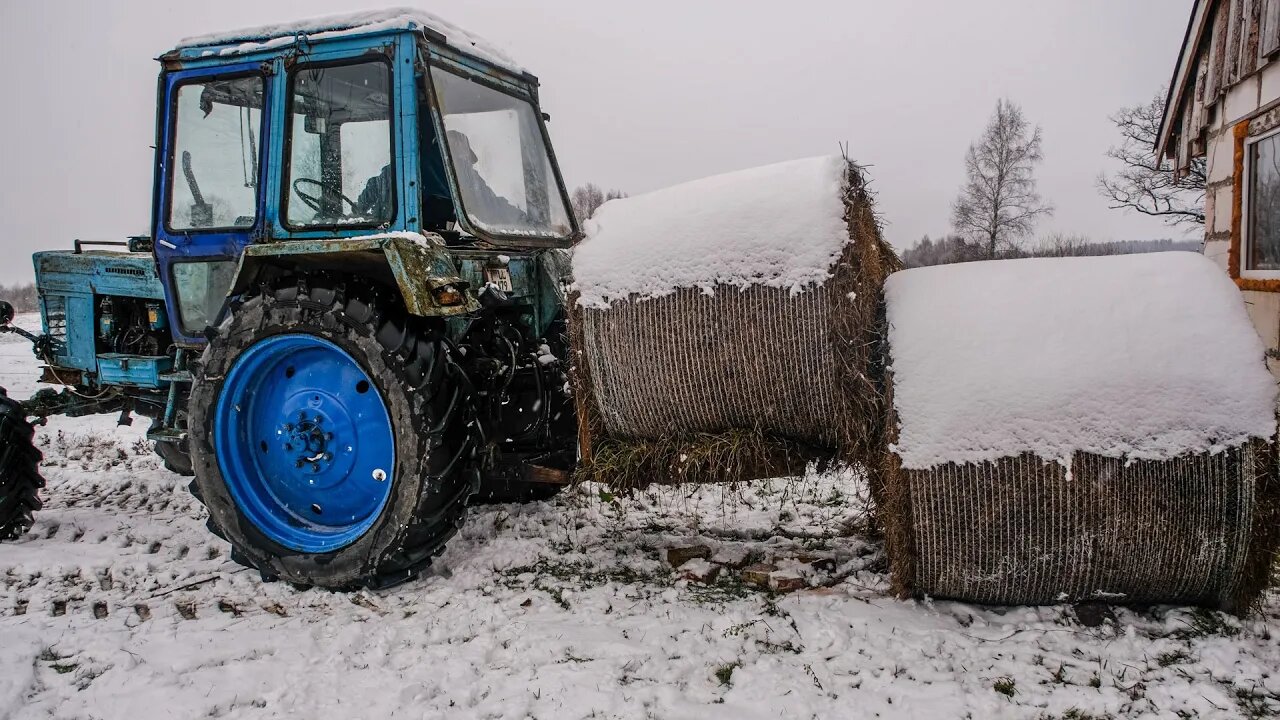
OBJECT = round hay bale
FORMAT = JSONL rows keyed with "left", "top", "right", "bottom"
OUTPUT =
{"left": 880, "top": 252, "right": 1279, "bottom": 611}
{"left": 569, "top": 156, "right": 899, "bottom": 488}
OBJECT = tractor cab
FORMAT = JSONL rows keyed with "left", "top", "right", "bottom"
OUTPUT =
{"left": 157, "top": 11, "right": 577, "bottom": 342}
{"left": 1, "top": 11, "right": 580, "bottom": 581}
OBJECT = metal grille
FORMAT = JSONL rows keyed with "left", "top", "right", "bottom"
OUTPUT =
{"left": 42, "top": 295, "right": 67, "bottom": 356}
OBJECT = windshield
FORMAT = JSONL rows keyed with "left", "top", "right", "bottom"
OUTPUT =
{"left": 283, "top": 60, "right": 394, "bottom": 229}
{"left": 431, "top": 69, "right": 572, "bottom": 240}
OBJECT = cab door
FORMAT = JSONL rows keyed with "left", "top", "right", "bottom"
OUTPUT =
{"left": 152, "top": 62, "right": 271, "bottom": 345}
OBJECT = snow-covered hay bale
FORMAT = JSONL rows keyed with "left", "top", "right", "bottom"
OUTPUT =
{"left": 570, "top": 156, "right": 899, "bottom": 487}
{"left": 881, "top": 252, "right": 1280, "bottom": 610}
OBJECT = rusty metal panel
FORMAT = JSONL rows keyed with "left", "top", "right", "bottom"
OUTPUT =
{"left": 235, "top": 235, "right": 478, "bottom": 317}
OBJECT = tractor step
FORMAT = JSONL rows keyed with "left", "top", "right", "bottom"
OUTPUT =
{"left": 158, "top": 370, "right": 193, "bottom": 383}
{"left": 147, "top": 427, "right": 188, "bottom": 444}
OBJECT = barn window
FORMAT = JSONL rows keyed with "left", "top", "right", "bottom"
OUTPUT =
{"left": 1247, "top": 128, "right": 1280, "bottom": 271}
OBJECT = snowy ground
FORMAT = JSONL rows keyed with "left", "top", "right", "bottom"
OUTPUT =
{"left": 2, "top": 314, "right": 1279, "bottom": 720}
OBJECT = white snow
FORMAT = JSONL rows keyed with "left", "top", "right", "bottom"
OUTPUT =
{"left": 572, "top": 156, "right": 850, "bottom": 308}
{"left": 4, "top": 313, "right": 1280, "bottom": 719}
{"left": 885, "top": 252, "right": 1278, "bottom": 469}
{"left": 175, "top": 8, "right": 523, "bottom": 74}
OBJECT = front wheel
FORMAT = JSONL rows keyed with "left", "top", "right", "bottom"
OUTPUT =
{"left": 188, "top": 279, "right": 473, "bottom": 589}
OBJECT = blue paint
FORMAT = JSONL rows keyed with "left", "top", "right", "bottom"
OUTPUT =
{"left": 33, "top": 250, "right": 166, "bottom": 372}
{"left": 96, "top": 354, "right": 173, "bottom": 389}
{"left": 214, "top": 334, "right": 395, "bottom": 552}
{"left": 153, "top": 60, "right": 272, "bottom": 346}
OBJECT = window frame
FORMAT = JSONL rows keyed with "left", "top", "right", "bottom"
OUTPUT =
{"left": 1243, "top": 124, "right": 1280, "bottom": 279}
{"left": 279, "top": 56, "right": 398, "bottom": 232}
{"left": 424, "top": 59, "right": 577, "bottom": 247}
{"left": 163, "top": 71, "right": 267, "bottom": 236}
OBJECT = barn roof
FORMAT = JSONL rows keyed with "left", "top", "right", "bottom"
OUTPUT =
{"left": 1156, "top": 0, "right": 1213, "bottom": 161}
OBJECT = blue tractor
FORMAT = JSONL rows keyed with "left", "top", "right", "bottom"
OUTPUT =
{"left": 0, "top": 11, "right": 579, "bottom": 589}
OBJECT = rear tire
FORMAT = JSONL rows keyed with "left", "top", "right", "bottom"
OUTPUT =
{"left": 0, "top": 386, "right": 44, "bottom": 540}
{"left": 188, "top": 278, "right": 474, "bottom": 589}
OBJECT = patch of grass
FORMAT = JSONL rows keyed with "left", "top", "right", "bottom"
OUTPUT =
{"left": 578, "top": 430, "right": 824, "bottom": 490}
{"left": 1037, "top": 710, "right": 1113, "bottom": 720}
{"left": 1171, "top": 608, "right": 1241, "bottom": 639}
{"left": 1232, "top": 684, "right": 1280, "bottom": 720}
{"left": 714, "top": 661, "right": 742, "bottom": 687}
{"left": 1155, "top": 649, "right": 1192, "bottom": 667}
{"left": 993, "top": 677, "right": 1016, "bottom": 698}
{"left": 39, "top": 648, "right": 78, "bottom": 675}
{"left": 499, "top": 559, "right": 662, "bottom": 589}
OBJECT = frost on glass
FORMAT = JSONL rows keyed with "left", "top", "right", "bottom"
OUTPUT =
{"left": 433, "top": 69, "right": 571, "bottom": 240}
{"left": 169, "top": 76, "right": 264, "bottom": 231}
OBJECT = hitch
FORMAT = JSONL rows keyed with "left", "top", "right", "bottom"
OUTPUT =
{"left": 0, "top": 300, "right": 38, "bottom": 344}
{"left": 0, "top": 300, "right": 55, "bottom": 359}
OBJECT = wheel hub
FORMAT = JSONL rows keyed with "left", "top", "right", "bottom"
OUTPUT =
{"left": 213, "top": 334, "right": 396, "bottom": 553}
{"left": 284, "top": 414, "right": 331, "bottom": 470}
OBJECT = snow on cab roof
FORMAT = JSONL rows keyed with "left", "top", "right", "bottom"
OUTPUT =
{"left": 884, "top": 251, "right": 1277, "bottom": 470}
{"left": 173, "top": 7, "right": 523, "bottom": 73}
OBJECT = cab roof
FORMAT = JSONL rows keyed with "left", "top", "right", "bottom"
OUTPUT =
{"left": 169, "top": 7, "right": 523, "bottom": 75}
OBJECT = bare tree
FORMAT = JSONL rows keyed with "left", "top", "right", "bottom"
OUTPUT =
{"left": 901, "top": 234, "right": 987, "bottom": 268}
{"left": 571, "top": 183, "right": 626, "bottom": 222}
{"left": 0, "top": 282, "right": 38, "bottom": 313}
{"left": 1097, "top": 91, "right": 1205, "bottom": 228}
{"left": 951, "top": 99, "right": 1053, "bottom": 258}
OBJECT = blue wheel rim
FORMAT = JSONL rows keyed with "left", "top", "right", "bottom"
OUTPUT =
{"left": 214, "top": 334, "right": 396, "bottom": 553}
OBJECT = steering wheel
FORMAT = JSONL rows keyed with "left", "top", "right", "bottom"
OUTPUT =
{"left": 292, "top": 178, "right": 360, "bottom": 215}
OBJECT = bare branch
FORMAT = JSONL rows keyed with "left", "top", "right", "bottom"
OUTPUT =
{"left": 1097, "top": 90, "right": 1205, "bottom": 229}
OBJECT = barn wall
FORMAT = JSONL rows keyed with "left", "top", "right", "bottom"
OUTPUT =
{"left": 1202, "top": 104, "right": 1280, "bottom": 378}
{"left": 1183, "top": 2, "right": 1280, "bottom": 379}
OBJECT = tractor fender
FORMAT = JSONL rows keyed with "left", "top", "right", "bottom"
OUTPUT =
{"left": 228, "top": 233, "right": 479, "bottom": 317}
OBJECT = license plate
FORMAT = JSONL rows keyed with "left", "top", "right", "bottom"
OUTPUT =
{"left": 484, "top": 267, "right": 514, "bottom": 292}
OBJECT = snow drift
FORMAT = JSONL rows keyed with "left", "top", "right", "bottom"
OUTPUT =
{"left": 570, "top": 156, "right": 899, "bottom": 487}
{"left": 879, "top": 253, "right": 1280, "bottom": 610}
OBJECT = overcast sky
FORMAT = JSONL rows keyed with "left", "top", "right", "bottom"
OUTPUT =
{"left": 0, "top": 1, "right": 1194, "bottom": 284}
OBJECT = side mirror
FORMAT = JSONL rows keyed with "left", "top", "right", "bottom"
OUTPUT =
{"left": 0, "top": 300, "right": 13, "bottom": 327}
{"left": 304, "top": 115, "right": 327, "bottom": 134}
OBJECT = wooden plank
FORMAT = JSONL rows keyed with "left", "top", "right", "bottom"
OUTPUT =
{"left": 1243, "top": 0, "right": 1262, "bottom": 76}
{"left": 1262, "top": 0, "right": 1280, "bottom": 58}
{"left": 1208, "top": 0, "right": 1233, "bottom": 102}
{"left": 1227, "top": 0, "right": 1244, "bottom": 84}
{"left": 523, "top": 464, "right": 571, "bottom": 485}
{"left": 1193, "top": 53, "right": 1209, "bottom": 133}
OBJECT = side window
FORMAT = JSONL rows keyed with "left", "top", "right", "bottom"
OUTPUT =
{"left": 168, "top": 75, "right": 264, "bottom": 232}
{"left": 1248, "top": 131, "right": 1280, "bottom": 271}
{"left": 172, "top": 260, "right": 237, "bottom": 333}
{"left": 284, "top": 60, "right": 394, "bottom": 229}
